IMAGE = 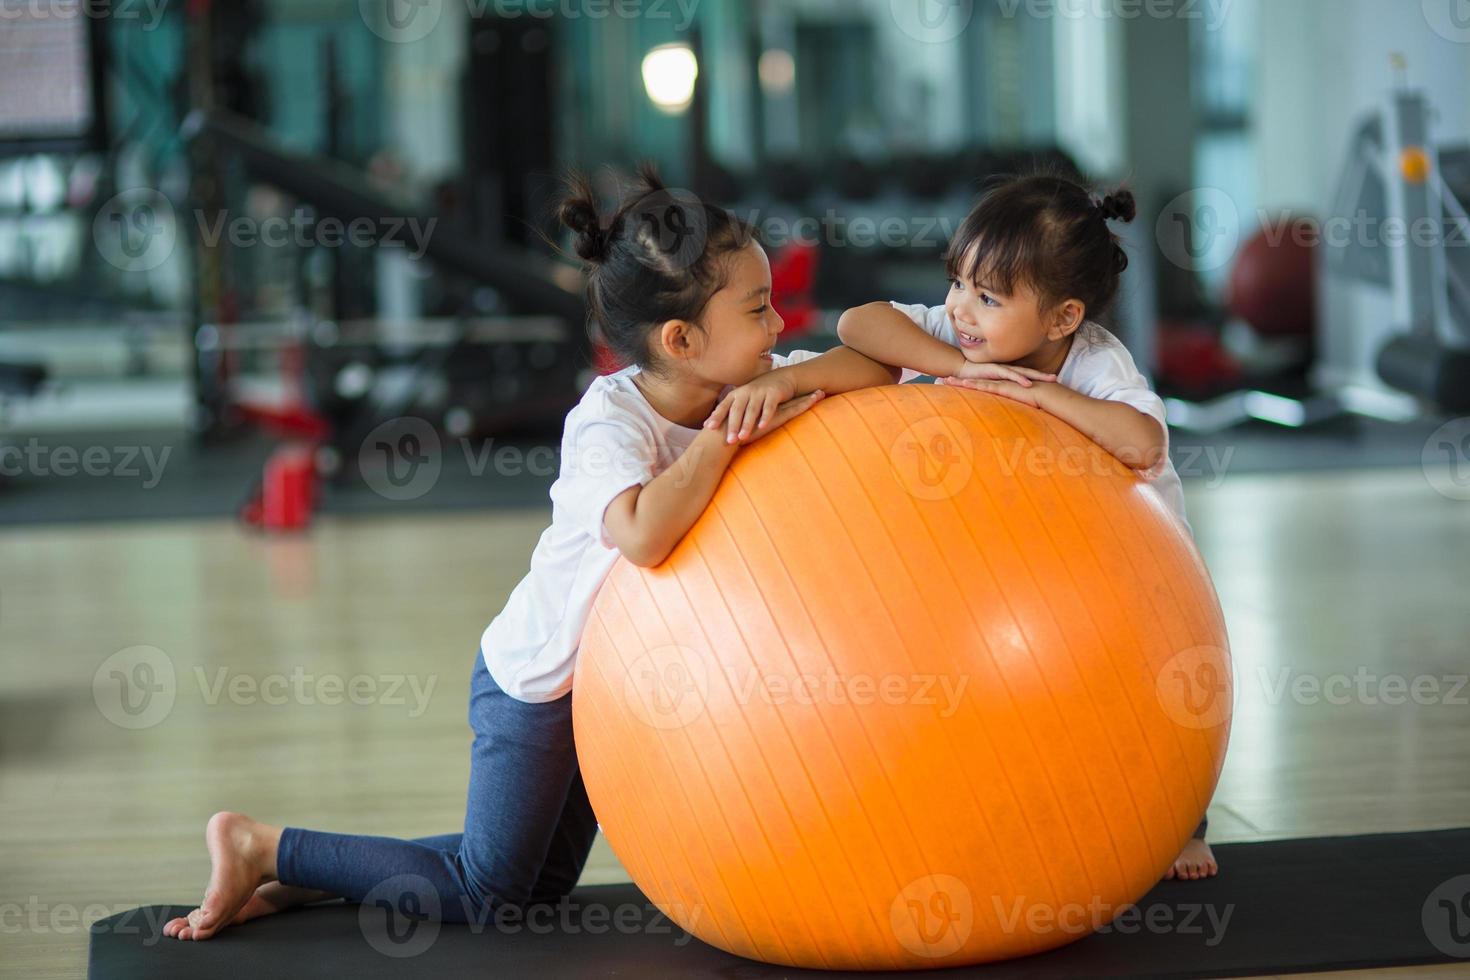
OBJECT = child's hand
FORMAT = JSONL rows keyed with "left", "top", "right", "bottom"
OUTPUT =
{"left": 738, "top": 389, "right": 826, "bottom": 444}
{"left": 938, "top": 376, "right": 1049, "bottom": 410}
{"left": 951, "top": 361, "right": 1057, "bottom": 386}
{"left": 705, "top": 372, "right": 799, "bottom": 444}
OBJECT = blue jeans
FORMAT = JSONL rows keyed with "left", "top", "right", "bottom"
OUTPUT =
{"left": 276, "top": 651, "right": 598, "bottom": 923}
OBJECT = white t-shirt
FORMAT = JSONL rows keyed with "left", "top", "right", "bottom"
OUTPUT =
{"left": 892, "top": 302, "right": 1189, "bottom": 530}
{"left": 481, "top": 351, "right": 820, "bottom": 703}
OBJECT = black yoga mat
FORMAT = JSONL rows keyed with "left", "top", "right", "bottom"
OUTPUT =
{"left": 89, "top": 828, "right": 1470, "bottom": 979}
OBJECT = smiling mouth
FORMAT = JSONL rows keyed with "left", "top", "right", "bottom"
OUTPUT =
{"left": 957, "top": 329, "right": 984, "bottom": 346}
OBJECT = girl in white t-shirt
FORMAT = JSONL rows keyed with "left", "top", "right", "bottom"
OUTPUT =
{"left": 711, "top": 172, "right": 1216, "bottom": 884}
{"left": 162, "top": 165, "right": 896, "bottom": 942}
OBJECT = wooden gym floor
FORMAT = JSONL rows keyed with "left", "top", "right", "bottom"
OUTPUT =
{"left": 1, "top": 465, "right": 1467, "bottom": 979}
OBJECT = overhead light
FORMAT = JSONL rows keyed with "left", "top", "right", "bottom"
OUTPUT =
{"left": 642, "top": 43, "right": 698, "bottom": 114}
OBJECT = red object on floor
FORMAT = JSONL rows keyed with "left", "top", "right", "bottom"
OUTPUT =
{"left": 241, "top": 443, "right": 318, "bottom": 531}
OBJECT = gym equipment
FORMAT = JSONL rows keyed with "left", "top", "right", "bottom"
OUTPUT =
{"left": 1325, "top": 77, "right": 1470, "bottom": 412}
{"left": 180, "top": 109, "right": 589, "bottom": 527}
{"left": 573, "top": 385, "right": 1231, "bottom": 971}
{"left": 1160, "top": 71, "right": 1470, "bottom": 431}
{"left": 83, "top": 828, "right": 1470, "bottom": 979}
{"left": 1228, "top": 225, "right": 1316, "bottom": 338}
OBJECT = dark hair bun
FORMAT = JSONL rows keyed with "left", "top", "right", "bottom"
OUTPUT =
{"left": 1097, "top": 190, "right": 1137, "bottom": 224}
{"left": 558, "top": 182, "right": 609, "bottom": 262}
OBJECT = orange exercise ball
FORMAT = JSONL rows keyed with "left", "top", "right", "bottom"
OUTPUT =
{"left": 573, "top": 384, "right": 1232, "bottom": 972}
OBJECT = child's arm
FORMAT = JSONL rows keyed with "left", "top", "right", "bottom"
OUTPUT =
{"left": 704, "top": 346, "right": 897, "bottom": 443}
{"left": 1040, "top": 385, "right": 1167, "bottom": 472}
{"left": 834, "top": 302, "right": 1056, "bottom": 387}
{"left": 943, "top": 378, "right": 1166, "bottom": 472}
{"left": 603, "top": 390, "right": 826, "bottom": 566}
{"left": 837, "top": 302, "right": 967, "bottom": 379}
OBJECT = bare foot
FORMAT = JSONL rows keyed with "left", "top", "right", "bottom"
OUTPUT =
{"left": 163, "top": 811, "right": 282, "bottom": 941}
{"left": 1163, "top": 837, "right": 1218, "bottom": 881}
{"left": 164, "top": 882, "right": 339, "bottom": 940}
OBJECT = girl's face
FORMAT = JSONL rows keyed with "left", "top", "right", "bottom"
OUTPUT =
{"left": 688, "top": 241, "right": 785, "bottom": 387}
{"left": 944, "top": 245, "right": 1080, "bottom": 365}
